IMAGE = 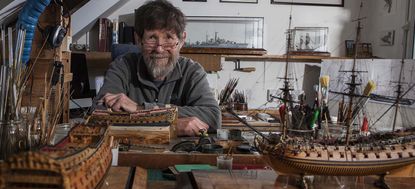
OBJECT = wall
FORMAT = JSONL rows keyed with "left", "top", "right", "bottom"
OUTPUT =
{"left": 71, "top": 0, "right": 407, "bottom": 109}
{"left": 366, "top": 0, "right": 414, "bottom": 59}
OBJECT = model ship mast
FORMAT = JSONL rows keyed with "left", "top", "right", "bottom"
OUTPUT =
{"left": 343, "top": 2, "right": 365, "bottom": 146}
{"left": 280, "top": 7, "right": 295, "bottom": 140}
{"left": 391, "top": 0, "right": 411, "bottom": 132}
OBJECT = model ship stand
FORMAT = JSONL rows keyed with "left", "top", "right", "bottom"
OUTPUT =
{"left": 0, "top": 122, "right": 112, "bottom": 189}
{"left": 89, "top": 107, "right": 178, "bottom": 145}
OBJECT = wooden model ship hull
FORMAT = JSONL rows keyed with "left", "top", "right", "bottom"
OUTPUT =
{"left": 258, "top": 139, "right": 415, "bottom": 176}
{"left": 90, "top": 107, "right": 178, "bottom": 144}
{"left": 0, "top": 123, "right": 112, "bottom": 189}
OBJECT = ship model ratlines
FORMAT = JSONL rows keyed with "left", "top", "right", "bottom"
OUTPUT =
{"left": 251, "top": 2, "right": 415, "bottom": 189}
{"left": 0, "top": 122, "right": 112, "bottom": 189}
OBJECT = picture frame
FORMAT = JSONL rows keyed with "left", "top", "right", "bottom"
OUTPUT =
{"left": 220, "top": 0, "right": 258, "bottom": 3}
{"left": 183, "top": 0, "right": 207, "bottom": 2}
{"left": 271, "top": 0, "right": 344, "bottom": 7}
{"left": 378, "top": 30, "right": 395, "bottom": 46}
{"left": 345, "top": 40, "right": 373, "bottom": 58}
{"left": 290, "top": 27, "right": 328, "bottom": 53}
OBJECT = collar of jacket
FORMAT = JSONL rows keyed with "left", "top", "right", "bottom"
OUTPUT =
{"left": 136, "top": 55, "right": 183, "bottom": 90}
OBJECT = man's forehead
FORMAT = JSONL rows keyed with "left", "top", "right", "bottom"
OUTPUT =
{"left": 144, "top": 29, "right": 178, "bottom": 36}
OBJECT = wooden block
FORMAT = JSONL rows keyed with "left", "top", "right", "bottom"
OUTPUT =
{"left": 181, "top": 53, "right": 222, "bottom": 72}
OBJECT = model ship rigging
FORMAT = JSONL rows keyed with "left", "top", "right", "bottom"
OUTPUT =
{"left": 228, "top": 2, "right": 415, "bottom": 189}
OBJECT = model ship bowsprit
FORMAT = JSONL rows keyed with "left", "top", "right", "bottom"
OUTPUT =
{"left": 89, "top": 107, "right": 178, "bottom": 145}
{"left": 0, "top": 123, "right": 112, "bottom": 189}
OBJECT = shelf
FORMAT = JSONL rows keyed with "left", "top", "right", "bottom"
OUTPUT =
{"left": 181, "top": 47, "right": 267, "bottom": 55}
{"left": 223, "top": 54, "right": 347, "bottom": 63}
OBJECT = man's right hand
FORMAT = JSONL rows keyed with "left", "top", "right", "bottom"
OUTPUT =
{"left": 176, "top": 117, "right": 209, "bottom": 137}
{"left": 99, "top": 93, "right": 142, "bottom": 112}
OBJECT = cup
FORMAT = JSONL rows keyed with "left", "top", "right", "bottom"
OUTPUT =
{"left": 217, "top": 155, "right": 233, "bottom": 170}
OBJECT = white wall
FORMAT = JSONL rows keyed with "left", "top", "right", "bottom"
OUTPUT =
{"left": 366, "top": 0, "right": 414, "bottom": 59}
{"left": 71, "top": 0, "right": 411, "bottom": 108}
{"left": 76, "top": 0, "right": 362, "bottom": 56}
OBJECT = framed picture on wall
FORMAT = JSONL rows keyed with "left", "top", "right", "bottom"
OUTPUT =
{"left": 183, "top": 0, "right": 207, "bottom": 2}
{"left": 220, "top": 0, "right": 258, "bottom": 3}
{"left": 271, "top": 0, "right": 344, "bottom": 7}
{"left": 290, "top": 27, "right": 328, "bottom": 52}
{"left": 378, "top": 30, "right": 395, "bottom": 46}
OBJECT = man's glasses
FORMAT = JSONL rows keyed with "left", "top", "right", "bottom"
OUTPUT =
{"left": 142, "top": 39, "right": 179, "bottom": 50}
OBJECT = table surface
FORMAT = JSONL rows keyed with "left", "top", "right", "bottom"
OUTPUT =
{"left": 102, "top": 167, "right": 415, "bottom": 189}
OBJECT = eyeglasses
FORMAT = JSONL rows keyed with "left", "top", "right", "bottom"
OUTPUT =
{"left": 142, "top": 39, "right": 179, "bottom": 50}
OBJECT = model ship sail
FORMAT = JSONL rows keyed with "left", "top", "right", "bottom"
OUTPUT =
{"left": 0, "top": 123, "right": 112, "bottom": 189}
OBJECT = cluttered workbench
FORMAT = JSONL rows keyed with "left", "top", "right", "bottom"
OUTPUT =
{"left": 101, "top": 136, "right": 415, "bottom": 189}
{"left": 88, "top": 108, "right": 415, "bottom": 189}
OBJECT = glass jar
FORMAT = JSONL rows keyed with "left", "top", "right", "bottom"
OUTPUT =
{"left": 51, "top": 123, "right": 72, "bottom": 145}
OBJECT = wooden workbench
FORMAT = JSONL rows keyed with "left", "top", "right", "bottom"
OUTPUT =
{"left": 102, "top": 166, "right": 415, "bottom": 189}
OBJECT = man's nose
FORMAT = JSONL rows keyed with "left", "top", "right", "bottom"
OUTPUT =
{"left": 155, "top": 44, "right": 165, "bottom": 52}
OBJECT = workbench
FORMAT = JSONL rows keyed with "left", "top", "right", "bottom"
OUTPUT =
{"left": 100, "top": 137, "right": 415, "bottom": 189}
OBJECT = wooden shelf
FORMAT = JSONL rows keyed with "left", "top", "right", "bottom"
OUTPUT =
{"left": 223, "top": 54, "right": 347, "bottom": 63}
{"left": 181, "top": 47, "right": 267, "bottom": 55}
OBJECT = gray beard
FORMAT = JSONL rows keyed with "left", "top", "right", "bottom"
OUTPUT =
{"left": 144, "top": 55, "right": 178, "bottom": 80}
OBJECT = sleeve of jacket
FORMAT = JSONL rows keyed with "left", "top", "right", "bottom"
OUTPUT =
{"left": 178, "top": 62, "right": 221, "bottom": 131}
{"left": 91, "top": 57, "right": 131, "bottom": 109}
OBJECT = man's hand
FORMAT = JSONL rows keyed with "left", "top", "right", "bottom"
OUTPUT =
{"left": 176, "top": 117, "right": 209, "bottom": 137}
{"left": 99, "top": 93, "right": 142, "bottom": 112}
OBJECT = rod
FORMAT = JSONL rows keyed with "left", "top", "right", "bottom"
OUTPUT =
{"left": 226, "top": 108, "right": 271, "bottom": 142}
{"left": 8, "top": 27, "right": 13, "bottom": 68}
{"left": 1, "top": 26, "right": 5, "bottom": 65}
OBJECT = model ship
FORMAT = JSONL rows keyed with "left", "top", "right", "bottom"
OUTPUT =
{"left": 185, "top": 32, "right": 249, "bottom": 48}
{"left": 89, "top": 107, "right": 178, "bottom": 145}
{"left": 229, "top": 3, "right": 415, "bottom": 189}
{"left": 0, "top": 122, "right": 112, "bottom": 189}
{"left": 90, "top": 106, "right": 178, "bottom": 126}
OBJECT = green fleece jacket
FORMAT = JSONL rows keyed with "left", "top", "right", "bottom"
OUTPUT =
{"left": 95, "top": 53, "right": 221, "bottom": 130}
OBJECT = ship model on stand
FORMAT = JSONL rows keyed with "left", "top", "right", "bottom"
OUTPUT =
{"left": 228, "top": 2, "right": 415, "bottom": 189}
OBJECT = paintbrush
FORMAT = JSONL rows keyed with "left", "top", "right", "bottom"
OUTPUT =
{"left": 351, "top": 80, "right": 376, "bottom": 121}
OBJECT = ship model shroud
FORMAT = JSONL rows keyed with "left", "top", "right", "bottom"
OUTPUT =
{"left": 90, "top": 107, "right": 178, "bottom": 145}
{"left": 0, "top": 123, "right": 112, "bottom": 189}
{"left": 249, "top": 2, "right": 415, "bottom": 188}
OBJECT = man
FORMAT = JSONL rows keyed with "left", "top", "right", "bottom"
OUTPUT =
{"left": 95, "top": 0, "right": 220, "bottom": 136}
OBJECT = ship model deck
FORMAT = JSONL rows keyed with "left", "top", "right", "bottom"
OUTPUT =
{"left": 0, "top": 123, "right": 112, "bottom": 189}
{"left": 89, "top": 107, "right": 178, "bottom": 145}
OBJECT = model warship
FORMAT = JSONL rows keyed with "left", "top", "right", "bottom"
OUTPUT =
{"left": 227, "top": 2, "right": 415, "bottom": 189}
{"left": 0, "top": 122, "right": 112, "bottom": 189}
{"left": 89, "top": 107, "right": 178, "bottom": 144}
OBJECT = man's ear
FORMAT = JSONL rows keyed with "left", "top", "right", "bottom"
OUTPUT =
{"left": 134, "top": 32, "right": 142, "bottom": 48}
{"left": 181, "top": 31, "right": 187, "bottom": 42}
{"left": 179, "top": 31, "right": 187, "bottom": 48}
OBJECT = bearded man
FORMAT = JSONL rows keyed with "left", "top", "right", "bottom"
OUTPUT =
{"left": 95, "top": 0, "right": 220, "bottom": 136}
